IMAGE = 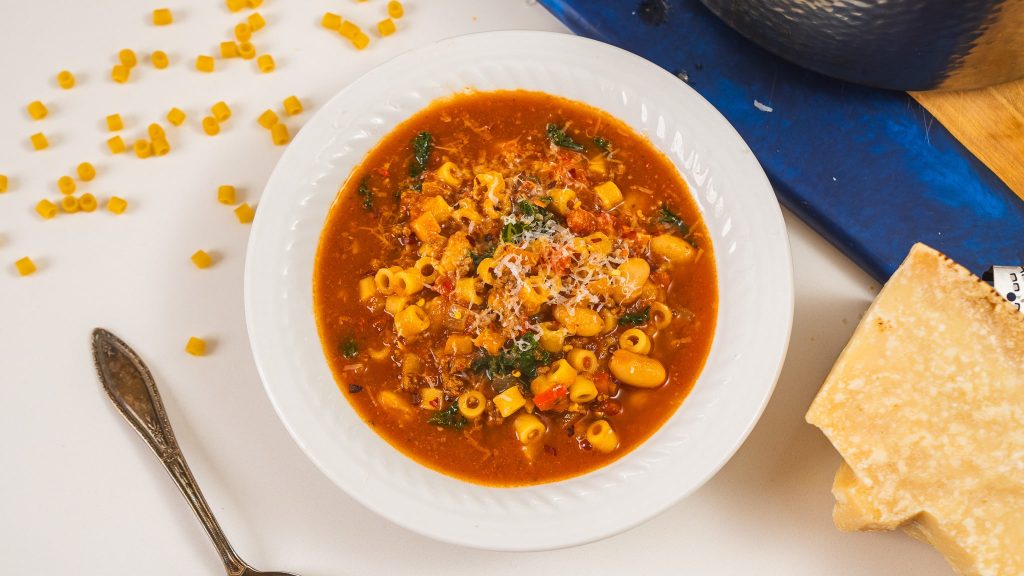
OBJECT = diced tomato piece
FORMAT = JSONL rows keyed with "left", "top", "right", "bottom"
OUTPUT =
{"left": 533, "top": 383, "right": 568, "bottom": 411}
{"left": 436, "top": 275, "right": 455, "bottom": 296}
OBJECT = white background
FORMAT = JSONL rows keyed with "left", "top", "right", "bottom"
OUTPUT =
{"left": 0, "top": 1, "right": 951, "bottom": 574}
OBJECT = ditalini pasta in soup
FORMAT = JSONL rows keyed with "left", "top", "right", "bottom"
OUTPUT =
{"left": 314, "top": 90, "right": 717, "bottom": 486}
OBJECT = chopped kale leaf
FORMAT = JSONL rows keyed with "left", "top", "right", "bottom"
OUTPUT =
{"left": 618, "top": 306, "right": 650, "bottom": 327}
{"left": 340, "top": 337, "right": 359, "bottom": 358}
{"left": 409, "top": 131, "right": 433, "bottom": 180}
{"left": 470, "top": 333, "right": 551, "bottom": 384}
{"left": 358, "top": 178, "right": 373, "bottom": 211}
{"left": 470, "top": 244, "right": 496, "bottom": 268}
{"left": 546, "top": 123, "right": 586, "bottom": 152}
{"left": 427, "top": 402, "right": 467, "bottom": 429}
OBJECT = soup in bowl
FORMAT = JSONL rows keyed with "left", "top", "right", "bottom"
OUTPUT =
{"left": 313, "top": 90, "right": 717, "bottom": 486}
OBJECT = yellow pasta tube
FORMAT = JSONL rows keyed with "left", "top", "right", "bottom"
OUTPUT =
{"left": 422, "top": 195, "right": 452, "bottom": 223}
{"left": 111, "top": 64, "right": 130, "bottom": 83}
{"left": 79, "top": 193, "right": 98, "bottom": 212}
{"left": 36, "top": 199, "right": 58, "bottom": 219}
{"left": 258, "top": 109, "right": 279, "bottom": 129}
{"left": 384, "top": 295, "right": 409, "bottom": 316}
{"left": 257, "top": 54, "right": 275, "bottom": 73}
{"left": 475, "top": 172, "right": 505, "bottom": 197}
{"left": 618, "top": 328, "right": 652, "bottom": 355}
{"left": 394, "top": 270, "right": 424, "bottom": 296}
{"left": 413, "top": 257, "right": 439, "bottom": 283}
{"left": 152, "top": 8, "right": 173, "bottom": 25}
{"left": 76, "top": 162, "right": 96, "bottom": 181}
{"left": 30, "top": 133, "right": 49, "bottom": 150}
{"left": 476, "top": 257, "right": 498, "bottom": 284}
{"left": 195, "top": 55, "right": 215, "bottom": 73}
{"left": 15, "top": 257, "right": 37, "bottom": 276}
{"left": 374, "top": 266, "right": 402, "bottom": 295}
{"left": 419, "top": 387, "right": 444, "bottom": 411}
{"left": 57, "top": 70, "right": 75, "bottom": 89}
{"left": 282, "top": 96, "right": 303, "bottom": 116}
{"left": 473, "top": 330, "right": 503, "bottom": 355}
{"left": 58, "top": 176, "right": 76, "bottom": 195}
{"left": 211, "top": 101, "right": 231, "bottom": 122}
{"left": 60, "top": 195, "right": 79, "bottom": 213}
{"left": 106, "top": 114, "right": 124, "bottom": 131}
{"left": 394, "top": 304, "right": 429, "bottom": 339}
{"left": 548, "top": 188, "right": 576, "bottom": 216}
{"left": 238, "top": 42, "right": 256, "bottom": 60}
{"left": 358, "top": 276, "right": 376, "bottom": 301}
{"left": 569, "top": 376, "right": 599, "bottom": 403}
{"left": 537, "top": 322, "right": 566, "bottom": 354}
{"left": 493, "top": 386, "right": 526, "bottom": 418}
{"left": 107, "top": 135, "right": 126, "bottom": 154}
{"left": 593, "top": 181, "right": 623, "bottom": 210}
{"left": 118, "top": 49, "right": 137, "bottom": 68}
{"left": 583, "top": 232, "right": 612, "bottom": 255}
{"left": 107, "top": 196, "right": 128, "bottom": 214}
{"left": 185, "top": 337, "right": 206, "bottom": 356}
{"left": 566, "top": 348, "right": 598, "bottom": 373}
{"left": 443, "top": 334, "right": 474, "bottom": 356}
{"left": 649, "top": 302, "right": 673, "bottom": 330}
{"left": 234, "top": 203, "right": 255, "bottom": 223}
{"left": 378, "top": 390, "right": 411, "bottom": 413}
{"left": 27, "top": 101, "right": 48, "bottom": 120}
{"left": 151, "top": 50, "right": 169, "bottom": 69}
{"left": 271, "top": 123, "right": 289, "bottom": 145}
{"left": 454, "top": 277, "right": 482, "bottom": 307}
{"left": 458, "top": 391, "right": 486, "bottom": 419}
{"left": 410, "top": 211, "right": 440, "bottom": 242}
{"left": 377, "top": 18, "right": 396, "bottom": 37}
{"left": 321, "top": 12, "right": 342, "bottom": 30}
{"left": 586, "top": 420, "right": 619, "bottom": 453}
{"left": 548, "top": 359, "right": 577, "bottom": 386}
{"left": 513, "top": 413, "right": 546, "bottom": 445}
{"left": 436, "top": 161, "right": 462, "bottom": 186}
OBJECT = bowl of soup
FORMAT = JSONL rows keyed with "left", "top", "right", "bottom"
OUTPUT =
{"left": 245, "top": 31, "right": 792, "bottom": 550}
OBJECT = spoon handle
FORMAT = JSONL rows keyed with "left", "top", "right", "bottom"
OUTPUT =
{"left": 92, "top": 328, "right": 250, "bottom": 576}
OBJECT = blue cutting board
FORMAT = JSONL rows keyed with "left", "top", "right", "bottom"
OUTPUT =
{"left": 540, "top": 0, "right": 1024, "bottom": 282}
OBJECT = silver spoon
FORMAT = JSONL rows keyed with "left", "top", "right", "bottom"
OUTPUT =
{"left": 92, "top": 328, "right": 299, "bottom": 576}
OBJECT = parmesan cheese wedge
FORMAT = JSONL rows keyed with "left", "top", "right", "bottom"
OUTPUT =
{"left": 806, "top": 243, "right": 1024, "bottom": 576}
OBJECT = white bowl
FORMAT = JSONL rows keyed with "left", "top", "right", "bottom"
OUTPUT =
{"left": 245, "top": 31, "right": 793, "bottom": 551}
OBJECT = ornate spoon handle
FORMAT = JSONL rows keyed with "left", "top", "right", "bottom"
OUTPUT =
{"left": 91, "top": 328, "right": 251, "bottom": 576}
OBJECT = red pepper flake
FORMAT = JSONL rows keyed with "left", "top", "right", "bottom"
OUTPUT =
{"left": 348, "top": 384, "right": 363, "bottom": 394}
{"left": 543, "top": 444, "right": 557, "bottom": 456}
{"left": 374, "top": 167, "right": 389, "bottom": 177}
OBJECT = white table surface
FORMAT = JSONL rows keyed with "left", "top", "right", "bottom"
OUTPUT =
{"left": 0, "top": 1, "right": 953, "bottom": 574}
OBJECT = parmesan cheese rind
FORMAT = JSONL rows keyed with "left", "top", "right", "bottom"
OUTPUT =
{"left": 806, "top": 243, "right": 1024, "bottom": 576}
